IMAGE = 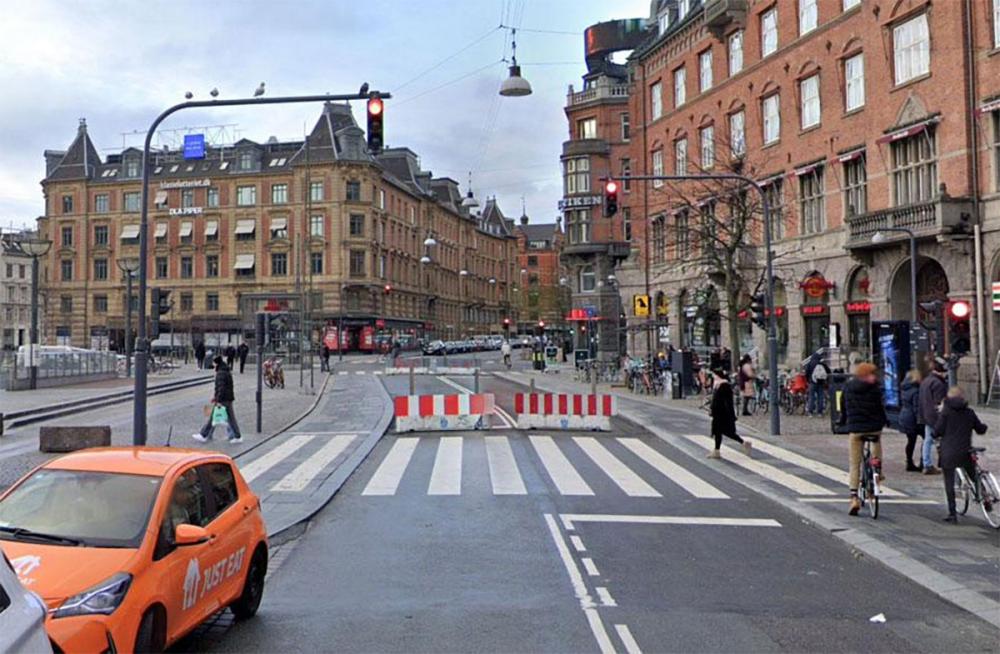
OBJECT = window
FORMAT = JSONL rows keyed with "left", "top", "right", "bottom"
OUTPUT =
{"left": 95, "top": 193, "right": 109, "bottom": 213}
{"left": 271, "top": 183, "right": 288, "bottom": 204}
{"left": 61, "top": 225, "right": 73, "bottom": 247}
{"left": 94, "top": 224, "right": 109, "bottom": 246}
{"left": 577, "top": 118, "right": 597, "bottom": 139}
{"left": 652, "top": 215, "right": 666, "bottom": 263}
{"left": 93, "top": 258, "right": 107, "bottom": 280}
{"left": 156, "top": 256, "right": 168, "bottom": 278}
{"left": 60, "top": 259, "right": 72, "bottom": 281}
{"left": 728, "top": 31, "right": 744, "bottom": 76}
{"left": 377, "top": 189, "right": 385, "bottom": 210}
{"left": 623, "top": 207, "right": 632, "bottom": 241}
{"left": 527, "top": 255, "right": 539, "bottom": 267}
{"left": 349, "top": 213, "right": 365, "bottom": 237}
{"left": 893, "top": 14, "right": 930, "bottom": 85}
{"left": 995, "top": 0, "right": 1000, "bottom": 48}
{"left": 799, "top": 167, "right": 825, "bottom": 234}
{"left": 652, "top": 149, "right": 664, "bottom": 189}
{"left": 843, "top": 156, "right": 867, "bottom": 216}
{"left": 349, "top": 250, "right": 366, "bottom": 277}
{"left": 764, "top": 178, "right": 786, "bottom": 240}
{"left": 844, "top": 53, "right": 865, "bottom": 111}
{"left": 579, "top": 266, "right": 596, "bottom": 292}
{"left": 180, "top": 221, "right": 193, "bottom": 244}
{"left": 206, "top": 254, "right": 219, "bottom": 278}
{"left": 620, "top": 113, "right": 630, "bottom": 141}
{"left": 310, "top": 181, "right": 324, "bottom": 202}
{"left": 62, "top": 194, "right": 73, "bottom": 213}
{"left": 206, "top": 293, "right": 219, "bottom": 312}
{"left": 201, "top": 463, "right": 239, "bottom": 519}
{"left": 761, "top": 8, "right": 778, "bottom": 57}
{"left": 730, "top": 111, "right": 746, "bottom": 157}
{"left": 891, "top": 128, "right": 937, "bottom": 205}
{"left": 310, "top": 214, "right": 324, "bottom": 237}
{"left": 844, "top": 0, "right": 861, "bottom": 9}
{"left": 651, "top": 81, "right": 663, "bottom": 120}
{"left": 180, "top": 256, "right": 193, "bottom": 279}
{"left": 271, "top": 252, "right": 288, "bottom": 276}
{"left": 763, "top": 94, "right": 781, "bottom": 145}
{"left": 799, "top": 0, "right": 817, "bottom": 35}
{"left": 181, "top": 189, "right": 194, "bottom": 209}
{"left": 993, "top": 111, "right": 1000, "bottom": 189}
{"left": 124, "top": 192, "right": 141, "bottom": 212}
{"left": 673, "top": 68, "right": 686, "bottom": 107}
{"left": 346, "top": 180, "right": 361, "bottom": 201}
{"left": 675, "top": 210, "right": 690, "bottom": 258}
{"left": 658, "top": 10, "right": 670, "bottom": 34}
{"left": 205, "top": 220, "right": 218, "bottom": 242}
{"left": 621, "top": 158, "right": 632, "bottom": 191}
{"left": 567, "top": 209, "right": 591, "bottom": 244}
{"left": 675, "top": 138, "right": 688, "bottom": 175}
{"left": 564, "top": 157, "right": 590, "bottom": 194}
{"left": 238, "top": 151, "right": 254, "bottom": 171}
{"left": 175, "top": 292, "right": 191, "bottom": 312}
{"left": 60, "top": 295, "right": 72, "bottom": 313}
{"left": 699, "top": 50, "right": 713, "bottom": 92}
{"left": 269, "top": 218, "right": 288, "bottom": 240}
{"left": 700, "top": 126, "right": 715, "bottom": 169}
{"left": 311, "top": 251, "right": 324, "bottom": 275}
{"left": 207, "top": 187, "right": 219, "bottom": 208}
{"left": 236, "top": 185, "right": 256, "bottom": 206}
{"left": 800, "top": 75, "right": 821, "bottom": 129}
{"left": 678, "top": 0, "right": 691, "bottom": 20}
{"left": 94, "top": 295, "right": 108, "bottom": 313}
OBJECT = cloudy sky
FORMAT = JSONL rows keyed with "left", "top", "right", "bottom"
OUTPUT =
{"left": 0, "top": 0, "right": 650, "bottom": 230}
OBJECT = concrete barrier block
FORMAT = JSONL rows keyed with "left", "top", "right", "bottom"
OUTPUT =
{"left": 39, "top": 426, "right": 112, "bottom": 453}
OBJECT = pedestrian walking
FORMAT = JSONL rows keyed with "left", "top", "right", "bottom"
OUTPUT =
{"left": 806, "top": 353, "right": 830, "bottom": 416}
{"left": 918, "top": 361, "right": 948, "bottom": 475}
{"left": 838, "top": 362, "right": 887, "bottom": 516}
{"left": 898, "top": 369, "right": 924, "bottom": 472}
{"left": 192, "top": 356, "right": 243, "bottom": 444}
{"left": 224, "top": 344, "right": 236, "bottom": 370}
{"left": 934, "top": 387, "right": 988, "bottom": 522}
{"left": 390, "top": 340, "right": 401, "bottom": 366}
{"left": 707, "top": 368, "right": 752, "bottom": 459}
{"left": 321, "top": 344, "right": 331, "bottom": 372}
{"left": 194, "top": 341, "right": 206, "bottom": 370}
{"left": 737, "top": 354, "right": 755, "bottom": 416}
{"left": 237, "top": 341, "right": 249, "bottom": 374}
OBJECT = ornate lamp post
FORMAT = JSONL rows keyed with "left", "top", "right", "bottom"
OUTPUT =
{"left": 20, "top": 237, "right": 52, "bottom": 390}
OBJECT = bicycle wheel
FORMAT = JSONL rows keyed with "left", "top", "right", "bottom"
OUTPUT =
{"left": 867, "top": 477, "right": 879, "bottom": 519}
{"left": 956, "top": 468, "right": 971, "bottom": 516}
{"left": 978, "top": 472, "right": 1000, "bottom": 529}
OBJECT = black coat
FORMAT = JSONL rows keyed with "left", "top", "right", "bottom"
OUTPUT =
{"left": 934, "top": 397, "right": 987, "bottom": 469}
{"left": 839, "top": 378, "right": 886, "bottom": 434}
{"left": 237, "top": 343, "right": 249, "bottom": 361}
{"left": 194, "top": 343, "right": 205, "bottom": 358}
{"left": 898, "top": 379, "right": 922, "bottom": 434}
{"left": 710, "top": 381, "right": 737, "bottom": 434}
{"left": 213, "top": 363, "right": 235, "bottom": 403}
{"left": 918, "top": 373, "right": 947, "bottom": 428}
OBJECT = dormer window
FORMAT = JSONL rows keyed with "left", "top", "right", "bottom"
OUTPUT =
{"left": 125, "top": 158, "right": 140, "bottom": 178}
{"left": 239, "top": 152, "right": 254, "bottom": 171}
{"left": 658, "top": 10, "right": 670, "bottom": 34}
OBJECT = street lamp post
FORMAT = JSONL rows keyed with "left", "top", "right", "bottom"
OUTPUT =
{"left": 607, "top": 274, "right": 623, "bottom": 357}
{"left": 871, "top": 228, "right": 918, "bottom": 325}
{"left": 20, "top": 237, "right": 52, "bottom": 390}
{"left": 116, "top": 258, "right": 140, "bottom": 378}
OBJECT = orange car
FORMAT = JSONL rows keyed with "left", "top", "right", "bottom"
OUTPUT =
{"left": 0, "top": 448, "right": 268, "bottom": 653}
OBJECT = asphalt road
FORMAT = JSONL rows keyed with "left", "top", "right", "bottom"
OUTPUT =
{"left": 182, "top": 368, "right": 999, "bottom": 653}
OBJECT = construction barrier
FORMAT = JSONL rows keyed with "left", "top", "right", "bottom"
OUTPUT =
{"left": 513, "top": 393, "right": 616, "bottom": 431}
{"left": 394, "top": 393, "right": 495, "bottom": 432}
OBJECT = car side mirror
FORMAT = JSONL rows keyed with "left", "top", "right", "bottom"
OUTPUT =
{"left": 174, "top": 524, "right": 210, "bottom": 546}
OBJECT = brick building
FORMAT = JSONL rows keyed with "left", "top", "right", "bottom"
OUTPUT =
{"left": 513, "top": 216, "right": 568, "bottom": 334}
{"left": 566, "top": 0, "right": 1000, "bottom": 396}
{"left": 37, "top": 104, "right": 517, "bottom": 352}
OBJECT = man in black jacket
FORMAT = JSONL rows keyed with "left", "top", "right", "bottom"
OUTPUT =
{"left": 935, "top": 387, "right": 988, "bottom": 522}
{"left": 237, "top": 341, "right": 249, "bottom": 374}
{"left": 839, "top": 362, "right": 886, "bottom": 515}
{"left": 192, "top": 356, "right": 243, "bottom": 444}
{"left": 707, "top": 369, "right": 752, "bottom": 460}
{"left": 918, "top": 361, "right": 948, "bottom": 475}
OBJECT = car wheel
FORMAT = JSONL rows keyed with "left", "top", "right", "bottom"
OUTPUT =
{"left": 231, "top": 547, "right": 267, "bottom": 621}
{"left": 134, "top": 608, "right": 164, "bottom": 653}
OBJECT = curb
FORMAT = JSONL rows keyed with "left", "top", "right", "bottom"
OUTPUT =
{"left": 232, "top": 372, "right": 332, "bottom": 462}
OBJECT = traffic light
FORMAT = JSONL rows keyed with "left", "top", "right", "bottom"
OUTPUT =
{"left": 749, "top": 292, "right": 766, "bottom": 329}
{"left": 383, "top": 284, "right": 392, "bottom": 294}
{"left": 502, "top": 317, "right": 511, "bottom": 333}
{"left": 948, "top": 300, "right": 971, "bottom": 355}
{"left": 150, "top": 288, "right": 171, "bottom": 339}
{"left": 367, "top": 94, "right": 384, "bottom": 154}
{"left": 603, "top": 180, "right": 619, "bottom": 217}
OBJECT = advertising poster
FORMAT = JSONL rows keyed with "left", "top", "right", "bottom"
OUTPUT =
{"left": 879, "top": 332, "right": 900, "bottom": 407}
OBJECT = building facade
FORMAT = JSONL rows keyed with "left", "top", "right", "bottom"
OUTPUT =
{"left": 37, "top": 106, "right": 517, "bottom": 352}
{"left": 514, "top": 216, "right": 568, "bottom": 334}
{"left": 0, "top": 232, "right": 36, "bottom": 350}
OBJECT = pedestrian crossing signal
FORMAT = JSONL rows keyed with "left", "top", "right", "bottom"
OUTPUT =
{"left": 633, "top": 294, "right": 650, "bottom": 317}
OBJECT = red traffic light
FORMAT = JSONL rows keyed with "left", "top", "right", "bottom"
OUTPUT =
{"left": 503, "top": 317, "right": 511, "bottom": 325}
{"left": 383, "top": 284, "right": 392, "bottom": 294}
{"left": 605, "top": 181, "right": 618, "bottom": 194}
{"left": 537, "top": 320, "right": 545, "bottom": 328}
{"left": 949, "top": 300, "right": 970, "bottom": 319}
{"left": 367, "top": 97, "right": 383, "bottom": 116}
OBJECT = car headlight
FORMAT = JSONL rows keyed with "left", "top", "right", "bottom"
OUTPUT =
{"left": 52, "top": 572, "right": 132, "bottom": 618}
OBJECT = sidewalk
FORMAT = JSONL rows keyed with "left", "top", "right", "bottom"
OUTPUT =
{"left": 496, "top": 367, "right": 1000, "bottom": 628}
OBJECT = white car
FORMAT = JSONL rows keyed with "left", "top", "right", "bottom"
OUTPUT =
{"left": 0, "top": 551, "right": 52, "bottom": 653}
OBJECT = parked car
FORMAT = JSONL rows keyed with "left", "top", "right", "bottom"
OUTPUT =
{"left": 0, "top": 550, "right": 52, "bottom": 653}
{"left": 422, "top": 340, "right": 445, "bottom": 355}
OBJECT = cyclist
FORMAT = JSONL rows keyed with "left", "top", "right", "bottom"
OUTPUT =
{"left": 500, "top": 339, "right": 512, "bottom": 369}
{"left": 934, "top": 387, "right": 988, "bottom": 523}
{"left": 838, "top": 362, "right": 887, "bottom": 515}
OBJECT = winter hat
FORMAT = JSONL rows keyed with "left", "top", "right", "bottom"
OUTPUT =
{"left": 855, "top": 362, "right": 877, "bottom": 377}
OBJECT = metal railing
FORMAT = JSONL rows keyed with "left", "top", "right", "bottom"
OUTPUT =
{"left": 567, "top": 83, "right": 630, "bottom": 107}
{"left": 1, "top": 349, "right": 119, "bottom": 389}
{"left": 846, "top": 200, "right": 937, "bottom": 244}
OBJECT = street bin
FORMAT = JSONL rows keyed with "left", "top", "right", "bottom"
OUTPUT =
{"left": 829, "top": 372, "right": 850, "bottom": 434}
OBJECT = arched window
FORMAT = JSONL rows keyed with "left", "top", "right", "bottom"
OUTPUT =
{"left": 579, "top": 266, "right": 596, "bottom": 292}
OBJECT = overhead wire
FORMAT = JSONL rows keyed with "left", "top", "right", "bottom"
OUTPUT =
{"left": 392, "top": 26, "right": 501, "bottom": 93}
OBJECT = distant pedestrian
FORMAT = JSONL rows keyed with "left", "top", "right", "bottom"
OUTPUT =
{"left": 838, "top": 362, "right": 887, "bottom": 516}
{"left": 390, "top": 340, "right": 401, "bottom": 365}
{"left": 898, "top": 369, "right": 924, "bottom": 472}
{"left": 192, "top": 356, "right": 243, "bottom": 444}
{"left": 935, "top": 387, "right": 988, "bottom": 523}
{"left": 194, "top": 341, "right": 206, "bottom": 370}
{"left": 806, "top": 353, "right": 830, "bottom": 416}
{"left": 737, "top": 354, "right": 755, "bottom": 416}
{"left": 224, "top": 344, "right": 236, "bottom": 370}
{"left": 237, "top": 341, "right": 249, "bottom": 374}
{"left": 321, "top": 344, "right": 331, "bottom": 372}
{"left": 918, "top": 361, "right": 948, "bottom": 475}
{"left": 707, "top": 368, "right": 751, "bottom": 460}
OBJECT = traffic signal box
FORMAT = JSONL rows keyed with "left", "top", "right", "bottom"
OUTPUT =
{"left": 948, "top": 300, "right": 971, "bottom": 355}
{"left": 367, "top": 95, "right": 384, "bottom": 154}
{"left": 603, "top": 180, "right": 619, "bottom": 217}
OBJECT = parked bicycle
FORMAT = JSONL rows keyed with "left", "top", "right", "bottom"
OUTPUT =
{"left": 263, "top": 356, "right": 285, "bottom": 389}
{"left": 955, "top": 447, "right": 1000, "bottom": 529}
{"left": 780, "top": 372, "right": 808, "bottom": 415}
{"left": 857, "top": 435, "right": 883, "bottom": 519}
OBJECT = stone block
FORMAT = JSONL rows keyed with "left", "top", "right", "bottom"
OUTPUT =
{"left": 39, "top": 426, "right": 111, "bottom": 453}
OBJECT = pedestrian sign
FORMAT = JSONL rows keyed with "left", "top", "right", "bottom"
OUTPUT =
{"left": 633, "top": 294, "right": 650, "bottom": 317}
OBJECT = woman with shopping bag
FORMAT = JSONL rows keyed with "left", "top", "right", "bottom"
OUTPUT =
{"left": 192, "top": 356, "right": 243, "bottom": 444}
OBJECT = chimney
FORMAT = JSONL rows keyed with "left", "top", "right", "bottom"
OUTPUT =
{"left": 520, "top": 214, "right": 529, "bottom": 226}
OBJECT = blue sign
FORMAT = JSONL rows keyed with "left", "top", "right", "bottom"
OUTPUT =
{"left": 583, "top": 305, "right": 597, "bottom": 318}
{"left": 183, "top": 134, "right": 206, "bottom": 160}
{"left": 879, "top": 332, "right": 900, "bottom": 408}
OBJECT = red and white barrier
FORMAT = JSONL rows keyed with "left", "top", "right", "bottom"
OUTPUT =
{"left": 513, "top": 393, "right": 616, "bottom": 431}
{"left": 394, "top": 393, "right": 495, "bottom": 432}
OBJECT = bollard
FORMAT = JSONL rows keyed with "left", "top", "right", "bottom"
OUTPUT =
{"left": 409, "top": 365, "right": 415, "bottom": 395}
{"left": 530, "top": 377, "right": 536, "bottom": 394}
{"left": 474, "top": 367, "right": 480, "bottom": 393}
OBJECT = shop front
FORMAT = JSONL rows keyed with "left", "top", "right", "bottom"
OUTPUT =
{"left": 845, "top": 267, "right": 871, "bottom": 362}
{"left": 800, "top": 272, "right": 833, "bottom": 359}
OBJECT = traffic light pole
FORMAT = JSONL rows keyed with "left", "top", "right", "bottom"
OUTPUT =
{"left": 133, "top": 90, "right": 390, "bottom": 446}
{"left": 605, "top": 173, "right": 780, "bottom": 437}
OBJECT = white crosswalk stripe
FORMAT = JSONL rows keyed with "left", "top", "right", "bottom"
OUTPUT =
{"left": 573, "top": 437, "right": 660, "bottom": 497}
{"left": 485, "top": 436, "right": 527, "bottom": 495}
{"left": 530, "top": 436, "right": 594, "bottom": 496}
{"left": 618, "top": 438, "right": 729, "bottom": 499}
{"left": 428, "top": 436, "right": 463, "bottom": 495}
{"left": 270, "top": 434, "right": 357, "bottom": 492}
{"left": 240, "top": 434, "right": 317, "bottom": 484}
{"left": 748, "top": 438, "right": 905, "bottom": 496}
{"left": 362, "top": 437, "right": 420, "bottom": 496}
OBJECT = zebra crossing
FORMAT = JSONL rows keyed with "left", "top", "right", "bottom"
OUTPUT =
{"left": 235, "top": 432, "right": 361, "bottom": 497}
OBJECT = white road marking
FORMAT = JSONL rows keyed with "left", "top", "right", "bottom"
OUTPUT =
{"left": 428, "top": 436, "right": 463, "bottom": 495}
{"left": 799, "top": 498, "right": 938, "bottom": 505}
{"left": 748, "top": 438, "right": 905, "bottom": 496}
{"left": 585, "top": 608, "right": 616, "bottom": 654}
{"left": 570, "top": 535, "right": 587, "bottom": 552}
{"left": 362, "top": 438, "right": 420, "bottom": 496}
{"left": 530, "top": 436, "right": 594, "bottom": 496}
{"left": 355, "top": 370, "right": 366, "bottom": 375}
{"left": 270, "top": 434, "right": 356, "bottom": 492}
{"left": 559, "top": 514, "right": 782, "bottom": 530}
{"left": 338, "top": 371, "right": 348, "bottom": 376}
{"left": 574, "top": 437, "right": 660, "bottom": 497}
{"left": 615, "top": 624, "right": 643, "bottom": 654}
{"left": 239, "top": 434, "right": 316, "bottom": 483}
{"left": 596, "top": 586, "right": 617, "bottom": 607}
{"left": 680, "top": 434, "right": 835, "bottom": 496}
{"left": 582, "top": 557, "right": 600, "bottom": 577}
{"left": 618, "top": 438, "right": 729, "bottom": 499}
{"left": 485, "top": 436, "right": 527, "bottom": 495}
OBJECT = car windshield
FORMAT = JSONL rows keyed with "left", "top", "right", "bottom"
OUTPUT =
{"left": 0, "top": 469, "right": 161, "bottom": 548}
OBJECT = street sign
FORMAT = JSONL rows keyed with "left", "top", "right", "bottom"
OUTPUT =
{"left": 183, "top": 134, "right": 206, "bottom": 160}
{"left": 583, "top": 305, "right": 597, "bottom": 318}
{"left": 992, "top": 281, "right": 1000, "bottom": 311}
{"left": 633, "top": 294, "right": 650, "bottom": 317}
{"left": 658, "top": 326, "right": 670, "bottom": 343}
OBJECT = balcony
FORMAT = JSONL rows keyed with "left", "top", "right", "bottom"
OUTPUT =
{"left": 704, "top": 0, "right": 748, "bottom": 38}
{"left": 566, "top": 82, "right": 629, "bottom": 108}
{"left": 561, "top": 241, "right": 631, "bottom": 261}
{"left": 845, "top": 197, "right": 973, "bottom": 250}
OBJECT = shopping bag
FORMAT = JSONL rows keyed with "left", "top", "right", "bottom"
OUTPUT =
{"left": 211, "top": 404, "right": 229, "bottom": 427}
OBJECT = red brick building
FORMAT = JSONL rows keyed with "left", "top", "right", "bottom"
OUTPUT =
{"left": 514, "top": 217, "right": 567, "bottom": 334}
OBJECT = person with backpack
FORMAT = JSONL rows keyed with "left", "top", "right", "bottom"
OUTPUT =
{"left": 934, "top": 387, "right": 988, "bottom": 523}
{"left": 707, "top": 368, "right": 752, "bottom": 460}
{"left": 898, "top": 369, "right": 924, "bottom": 472}
{"left": 806, "top": 353, "right": 830, "bottom": 416}
{"left": 192, "top": 356, "right": 243, "bottom": 444}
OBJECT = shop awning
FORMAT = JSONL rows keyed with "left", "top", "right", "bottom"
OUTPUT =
{"left": 233, "top": 254, "right": 255, "bottom": 270}
{"left": 837, "top": 148, "right": 865, "bottom": 164}
{"left": 204, "top": 220, "right": 218, "bottom": 236}
{"left": 977, "top": 97, "right": 1000, "bottom": 116}
{"left": 875, "top": 117, "right": 938, "bottom": 144}
{"left": 792, "top": 159, "right": 825, "bottom": 177}
{"left": 120, "top": 224, "right": 140, "bottom": 240}
{"left": 235, "top": 219, "right": 256, "bottom": 235}
{"left": 154, "top": 190, "right": 168, "bottom": 206}
{"left": 179, "top": 221, "right": 193, "bottom": 237}
{"left": 154, "top": 222, "right": 167, "bottom": 238}
{"left": 270, "top": 217, "right": 287, "bottom": 231}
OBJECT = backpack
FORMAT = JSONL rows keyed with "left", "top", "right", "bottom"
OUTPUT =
{"left": 812, "top": 364, "right": 829, "bottom": 383}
